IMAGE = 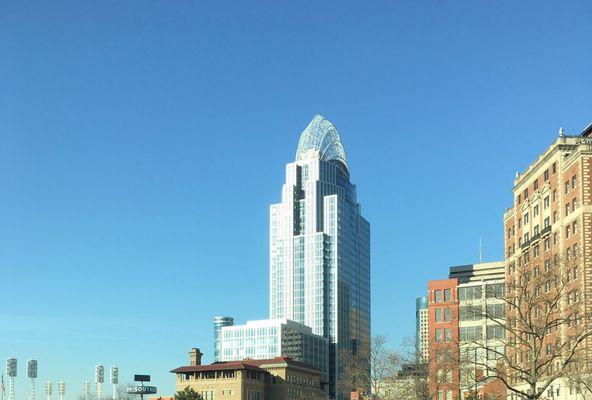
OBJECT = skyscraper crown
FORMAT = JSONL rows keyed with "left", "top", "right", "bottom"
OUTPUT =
{"left": 295, "top": 114, "right": 349, "bottom": 174}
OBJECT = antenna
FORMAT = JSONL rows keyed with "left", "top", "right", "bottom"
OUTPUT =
{"left": 479, "top": 238, "right": 484, "bottom": 263}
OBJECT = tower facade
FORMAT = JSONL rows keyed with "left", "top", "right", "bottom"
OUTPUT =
{"left": 269, "top": 115, "right": 371, "bottom": 399}
{"left": 213, "top": 316, "right": 234, "bottom": 362}
{"left": 416, "top": 296, "right": 429, "bottom": 362}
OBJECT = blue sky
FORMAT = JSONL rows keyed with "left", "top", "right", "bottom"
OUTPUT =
{"left": 1, "top": 0, "right": 591, "bottom": 397}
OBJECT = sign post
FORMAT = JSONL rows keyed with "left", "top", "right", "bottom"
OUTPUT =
{"left": 126, "top": 375, "right": 156, "bottom": 400}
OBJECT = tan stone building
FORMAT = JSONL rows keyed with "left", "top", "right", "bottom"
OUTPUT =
{"left": 171, "top": 348, "right": 327, "bottom": 400}
{"left": 503, "top": 123, "right": 592, "bottom": 399}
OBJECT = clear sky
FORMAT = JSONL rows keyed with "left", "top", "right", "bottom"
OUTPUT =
{"left": 1, "top": 0, "right": 591, "bottom": 397}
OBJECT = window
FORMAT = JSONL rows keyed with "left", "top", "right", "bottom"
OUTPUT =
{"left": 534, "top": 225, "right": 539, "bottom": 235}
{"left": 565, "top": 181, "right": 570, "bottom": 194}
{"left": 573, "top": 198, "right": 578, "bottom": 210}
{"left": 444, "top": 289, "right": 452, "bottom": 302}
{"left": 460, "top": 326, "right": 482, "bottom": 341}
{"left": 552, "top": 163, "right": 557, "bottom": 173}
{"left": 544, "top": 216, "right": 550, "bottom": 228}
{"left": 487, "top": 325, "right": 505, "bottom": 340}
{"left": 544, "top": 238, "right": 550, "bottom": 251}
{"left": 573, "top": 221, "right": 578, "bottom": 234}
{"left": 544, "top": 170, "right": 549, "bottom": 181}
{"left": 572, "top": 175, "right": 577, "bottom": 189}
{"left": 445, "top": 307, "right": 452, "bottom": 322}
{"left": 534, "top": 205, "right": 539, "bottom": 217}
{"left": 553, "top": 232, "right": 558, "bottom": 245}
{"left": 534, "top": 179, "right": 539, "bottom": 190}
{"left": 435, "top": 308, "right": 443, "bottom": 323}
{"left": 458, "top": 286, "right": 482, "bottom": 301}
{"left": 445, "top": 328, "right": 452, "bottom": 342}
{"left": 435, "top": 329, "right": 443, "bottom": 342}
{"left": 566, "top": 226, "right": 570, "bottom": 239}
{"left": 553, "top": 210, "right": 558, "bottom": 223}
{"left": 524, "top": 212, "right": 530, "bottom": 224}
{"left": 517, "top": 194, "right": 521, "bottom": 204}
{"left": 544, "top": 196, "right": 550, "bottom": 208}
{"left": 486, "top": 283, "right": 505, "bottom": 299}
{"left": 435, "top": 290, "right": 443, "bottom": 303}
{"left": 553, "top": 190, "right": 557, "bottom": 202}
{"left": 460, "top": 305, "right": 480, "bottom": 321}
{"left": 525, "top": 188, "right": 529, "bottom": 199}
{"left": 487, "top": 303, "right": 505, "bottom": 318}
{"left": 566, "top": 203, "right": 570, "bottom": 216}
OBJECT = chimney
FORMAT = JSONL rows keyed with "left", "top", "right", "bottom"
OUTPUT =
{"left": 189, "top": 348, "right": 203, "bottom": 366}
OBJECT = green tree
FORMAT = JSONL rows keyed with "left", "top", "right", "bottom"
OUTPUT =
{"left": 174, "top": 387, "right": 203, "bottom": 400}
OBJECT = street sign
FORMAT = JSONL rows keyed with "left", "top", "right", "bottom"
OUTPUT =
{"left": 126, "top": 386, "right": 157, "bottom": 395}
{"left": 134, "top": 375, "right": 150, "bottom": 382}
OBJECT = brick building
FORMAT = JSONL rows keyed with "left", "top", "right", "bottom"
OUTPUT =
{"left": 428, "top": 278, "right": 460, "bottom": 400}
{"left": 427, "top": 262, "right": 506, "bottom": 400}
{"left": 503, "top": 123, "right": 592, "bottom": 399}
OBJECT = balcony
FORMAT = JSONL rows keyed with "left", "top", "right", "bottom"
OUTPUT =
{"left": 531, "top": 233, "right": 541, "bottom": 242}
{"left": 521, "top": 240, "right": 530, "bottom": 250}
{"left": 541, "top": 226, "right": 552, "bottom": 237}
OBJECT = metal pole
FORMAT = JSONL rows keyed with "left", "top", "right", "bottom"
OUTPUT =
{"left": 30, "top": 378, "right": 36, "bottom": 400}
{"left": 8, "top": 377, "right": 14, "bottom": 400}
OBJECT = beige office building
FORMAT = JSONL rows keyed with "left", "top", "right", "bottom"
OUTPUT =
{"left": 171, "top": 348, "right": 327, "bottom": 400}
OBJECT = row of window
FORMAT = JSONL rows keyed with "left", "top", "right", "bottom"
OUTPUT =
{"left": 513, "top": 236, "right": 578, "bottom": 266}
{"left": 435, "top": 307, "right": 452, "bottom": 323}
{"left": 518, "top": 166, "right": 577, "bottom": 205}
{"left": 516, "top": 162, "right": 558, "bottom": 205}
{"left": 434, "top": 289, "right": 452, "bottom": 303}
{"left": 458, "top": 303, "right": 504, "bottom": 321}
{"left": 434, "top": 328, "right": 452, "bottom": 342}
{"left": 458, "top": 325, "right": 505, "bottom": 341}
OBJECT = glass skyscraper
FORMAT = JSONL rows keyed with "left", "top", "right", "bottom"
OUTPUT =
{"left": 269, "top": 115, "right": 371, "bottom": 399}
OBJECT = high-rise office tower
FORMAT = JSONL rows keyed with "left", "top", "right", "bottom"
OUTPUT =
{"left": 269, "top": 115, "right": 371, "bottom": 399}
{"left": 416, "top": 296, "right": 429, "bottom": 362}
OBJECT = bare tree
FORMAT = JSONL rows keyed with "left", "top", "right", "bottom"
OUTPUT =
{"left": 461, "top": 254, "right": 592, "bottom": 400}
{"left": 338, "top": 335, "right": 400, "bottom": 399}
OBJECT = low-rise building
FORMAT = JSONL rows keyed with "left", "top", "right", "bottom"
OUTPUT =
{"left": 171, "top": 348, "right": 327, "bottom": 400}
{"left": 427, "top": 261, "right": 507, "bottom": 400}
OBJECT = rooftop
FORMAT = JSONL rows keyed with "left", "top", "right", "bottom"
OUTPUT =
{"left": 295, "top": 114, "right": 349, "bottom": 175}
{"left": 171, "top": 357, "right": 322, "bottom": 374}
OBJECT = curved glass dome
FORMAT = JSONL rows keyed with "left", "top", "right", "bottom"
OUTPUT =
{"left": 295, "top": 114, "right": 349, "bottom": 174}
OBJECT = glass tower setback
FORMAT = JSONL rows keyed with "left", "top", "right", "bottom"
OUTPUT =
{"left": 217, "top": 318, "right": 328, "bottom": 376}
{"left": 269, "top": 115, "right": 371, "bottom": 399}
{"left": 213, "top": 316, "right": 234, "bottom": 362}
